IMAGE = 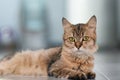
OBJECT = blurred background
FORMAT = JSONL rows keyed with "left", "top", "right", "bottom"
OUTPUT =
{"left": 0, "top": 0, "right": 120, "bottom": 80}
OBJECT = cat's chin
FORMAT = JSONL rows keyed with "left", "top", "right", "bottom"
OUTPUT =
{"left": 72, "top": 47, "right": 87, "bottom": 54}
{"left": 74, "top": 50, "right": 87, "bottom": 54}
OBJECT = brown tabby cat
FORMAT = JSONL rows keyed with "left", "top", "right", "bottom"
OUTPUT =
{"left": 49, "top": 15, "right": 98, "bottom": 80}
{"left": 0, "top": 15, "right": 98, "bottom": 80}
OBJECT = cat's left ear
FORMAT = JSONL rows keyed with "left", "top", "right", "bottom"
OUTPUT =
{"left": 87, "top": 15, "right": 97, "bottom": 32}
{"left": 62, "top": 17, "right": 72, "bottom": 31}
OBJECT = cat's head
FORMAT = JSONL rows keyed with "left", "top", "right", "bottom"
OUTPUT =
{"left": 62, "top": 15, "right": 98, "bottom": 54}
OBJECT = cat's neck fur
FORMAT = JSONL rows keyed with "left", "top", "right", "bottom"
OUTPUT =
{"left": 60, "top": 46, "right": 94, "bottom": 64}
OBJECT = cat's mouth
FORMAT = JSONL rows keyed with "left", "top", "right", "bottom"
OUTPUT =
{"left": 72, "top": 47, "right": 88, "bottom": 54}
{"left": 76, "top": 50, "right": 85, "bottom": 52}
{"left": 75, "top": 50, "right": 89, "bottom": 55}
{"left": 77, "top": 50, "right": 82, "bottom": 52}
{"left": 74, "top": 49, "right": 85, "bottom": 53}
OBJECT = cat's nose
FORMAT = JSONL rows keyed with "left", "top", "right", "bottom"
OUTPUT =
{"left": 75, "top": 42, "right": 82, "bottom": 49}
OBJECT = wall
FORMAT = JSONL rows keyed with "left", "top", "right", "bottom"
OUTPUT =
{"left": 0, "top": 0, "right": 21, "bottom": 32}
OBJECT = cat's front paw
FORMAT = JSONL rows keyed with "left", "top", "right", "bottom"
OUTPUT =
{"left": 68, "top": 72, "right": 87, "bottom": 80}
{"left": 87, "top": 72, "right": 96, "bottom": 79}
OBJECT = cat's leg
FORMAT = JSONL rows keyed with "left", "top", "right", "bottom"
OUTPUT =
{"left": 86, "top": 71, "right": 96, "bottom": 79}
{"left": 47, "top": 47, "right": 61, "bottom": 58}
{"left": 49, "top": 68, "right": 87, "bottom": 80}
{"left": 46, "top": 47, "right": 62, "bottom": 64}
{"left": 80, "top": 60, "right": 96, "bottom": 79}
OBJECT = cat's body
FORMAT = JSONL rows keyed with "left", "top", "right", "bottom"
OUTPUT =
{"left": 49, "top": 46, "right": 97, "bottom": 79}
{"left": 0, "top": 16, "right": 98, "bottom": 80}
{"left": 0, "top": 47, "right": 61, "bottom": 76}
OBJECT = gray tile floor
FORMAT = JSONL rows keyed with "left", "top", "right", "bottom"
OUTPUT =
{"left": 0, "top": 49, "right": 119, "bottom": 80}
{"left": 95, "top": 50, "right": 120, "bottom": 80}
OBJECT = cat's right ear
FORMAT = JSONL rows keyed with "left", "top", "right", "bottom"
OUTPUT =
{"left": 62, "top": 17, "right": 72, "bottom": 31}
{"left": 87, "top": 15, "right": 97, "bottom": 32}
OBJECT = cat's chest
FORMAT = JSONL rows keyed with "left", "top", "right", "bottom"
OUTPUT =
{"left": 70, "top": 58, "right": 94, "bottom": 71}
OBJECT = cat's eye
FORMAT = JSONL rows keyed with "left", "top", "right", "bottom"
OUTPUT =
{"left": 69, "top": 37, "right": 75, "bottom": 42}
{"left": 83, "top": 36, "right": 90, "bottom": 41}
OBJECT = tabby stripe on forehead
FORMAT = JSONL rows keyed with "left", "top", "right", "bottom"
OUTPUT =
{"left": 77, "top": 24, "right": 80, "bottom": 30}
{"left": 76, "top": 24, "right": 81, "bottom": 35}
{"left": 73, "top": 25, "right": 80, "bottom": 36}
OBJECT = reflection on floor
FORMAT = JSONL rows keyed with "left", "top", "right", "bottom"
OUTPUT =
{"left": 95, "top": 50, "right": 120, "bottom": 80}
{"left": 0, "top": 49, "right": 120, "bottom": 80}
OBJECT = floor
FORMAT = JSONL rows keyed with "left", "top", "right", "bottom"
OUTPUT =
{"left": 0, "top": 49, "right": 119, "bottom": 80}
{"left": 95, "top": 50, "right": 120, "bottom": 80}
